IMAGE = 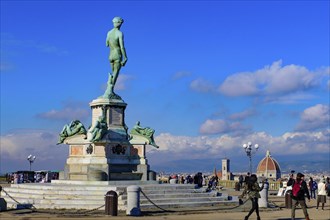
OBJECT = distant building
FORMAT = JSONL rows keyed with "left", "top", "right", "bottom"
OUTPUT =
{"left": 221, "top": 158, "right": 232, "bottom": 180}
{"left": 256, "top": 150, "right": 281, "bottom": 180}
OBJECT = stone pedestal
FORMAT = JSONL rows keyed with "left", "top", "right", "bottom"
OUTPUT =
{"left": 61, "top": 97, "right": 154, "bottom": 181}
{"left": 89, "top": 98, "right": 129, "bottom": 141}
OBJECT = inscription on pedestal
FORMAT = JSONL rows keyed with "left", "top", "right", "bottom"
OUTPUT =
{"left": 110, "top": 107, "right": 123, "bottom": 125}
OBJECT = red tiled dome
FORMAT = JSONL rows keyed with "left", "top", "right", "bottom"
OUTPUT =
{"left": 257, "top": 150, "right": 281, "bottom": 180}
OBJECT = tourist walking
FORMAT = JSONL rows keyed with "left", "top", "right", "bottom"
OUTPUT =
{"left": 326, "top": 177, "right": 330, "bottom": 197}
{"left": 316, "top": 178, "right": 327, "bottom": 210}
{"left": 308, "top": 177, "right": 317, "bottom": 199}
{"left": 240, "top": 174, "right": 264, "bottom": 220}
{"left": 287, "top": 172, "right": 310, "bottom": 220}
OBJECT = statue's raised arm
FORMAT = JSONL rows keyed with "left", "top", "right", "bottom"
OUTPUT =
{"left": 103, "top": 16, "right": 128, "bottom": 99}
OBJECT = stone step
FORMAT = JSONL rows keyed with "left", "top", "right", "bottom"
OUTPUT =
{"left": 5, "top": 201, "right": 111, "bottom": 210}
{"left": 4, "top": 189, "right": 201, "bottom": 199}
{"left": 134, "top": 196, "right": 228, "bottom": 205}
{"left": 140, "top": 199, "right": 238, "bottom": 209}
{"left": 8, "top": 183, "right": 198, "bottom": 192}
{"left": 5, "top": 199, "right": 237, "bottom": 211}
{"left": 2, "top": 192, "right": 122, "bottom": 201}
{"left": 5, "top": 185, "right": 201, "bottom": 197}
{"left": 4, "top": 196, "right": 237, "bottom": 211}
{"left": 122, "top": 192, "right": 223, "bottom": 200}
{"left": 9, "top": 183, "right": 123, "bottom": 191}
{"left": 2, "top": 183, "right": 238, "bottom": 210}
{"left": 3, "top": 189, "right": 228, "bottom": 201}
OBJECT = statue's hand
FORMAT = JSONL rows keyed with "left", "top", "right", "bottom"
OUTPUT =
{"left": 121, "top": 59, "right": 127, "bottom": 66}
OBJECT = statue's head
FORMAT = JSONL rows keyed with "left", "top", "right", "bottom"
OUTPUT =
{"left": 112, "top": 16, "right": 124, "bottom": 27}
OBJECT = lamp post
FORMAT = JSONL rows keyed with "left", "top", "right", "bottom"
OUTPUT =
{"left": 27, "top": 154, "right": 36, "bottom": 171}
{"left": 242, "top": 142, "right": 259, "bottom": 174}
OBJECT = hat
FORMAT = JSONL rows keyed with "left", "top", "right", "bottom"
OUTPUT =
{"left": 297, "top": 173, "right": 304, "bottom": 178}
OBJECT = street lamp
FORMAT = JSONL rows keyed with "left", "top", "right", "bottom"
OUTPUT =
{"left": 242, "top": 142, "right": 259, "bottom": 174}
{"left": 27, "top": 154, "right": 36, "bottom": 171}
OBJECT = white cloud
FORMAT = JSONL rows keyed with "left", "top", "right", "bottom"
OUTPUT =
{"left": 190, "top": 78, "right": 215, "bottom": 93}
{"left": 263, "top": 92, "right": 316, "bottom": 104}
{"left": 116, "top": 74, "right": 134, "bottom": 90}
{"left": 218, "top": 60, "right": 327, "bottom": 99}
{"left": 199, "top": 119, "right": 229, "bottom": 134}
{"left": 151, "top": 129, "right": 330, "bottom": 160}
{"left": 101, "top": 74, "right": 133, "bottom": 92}
{"left": 295, "top": 104, "right": 330, "bottom": 131}
{"left": 229, "top": 109, "right": 257, "bottom": 120}
{"left": 172, "top": 71, "right": 192, "bottom": 80}
{"left": 218, "top": 71, "right": 259, "bottom": 96}
{"left": 36, "top": 101, "right": 89, "bottom": 121}
{"left": 0, "top": 129, "right": 65, "bottom": 160}
{"left": 1, "top": 128, "right": 328, "bottom": 172}
{"left": 1, "top": 33, "right": 68, "bottom": 56}
{"left": 199, "top": 119, "right": 251, "bottom": 136}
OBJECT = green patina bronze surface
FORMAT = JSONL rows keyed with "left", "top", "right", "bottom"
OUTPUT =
{"left": 57, "top": 120, "right": 87, "bottom": 144}
{"left": 103, "top": 16, "right": 127, "bottom": 99}
{"left": 130, "top": 121, "right": 157, "bottom": 147}
{"left": 89, "top": 115, "right": 108, "bottom": 142}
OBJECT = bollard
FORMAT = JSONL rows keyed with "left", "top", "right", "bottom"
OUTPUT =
{"left": 259, "top": 182, "right": 269, "bottom": 208}
{"left": 126, "top": 185, "right": 141, "bottom": 216}
{"left": 285, "top": 190, "right": 292, "bottom": 209}
{"left": 0, "top": 186, "right": 7, "bottom": 212}
{"left": 105, "top": 190, "right": 118, "bottom": 216}
{"left": 148, "top": 170, "right": 156, "bottom": 181}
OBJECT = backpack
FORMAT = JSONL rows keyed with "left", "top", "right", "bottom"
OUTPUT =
{"left": 312, "top": 181, "right": 317, "bottom": 190}
{"left": 292, "top": 180, "right": 302, "bottom": 197}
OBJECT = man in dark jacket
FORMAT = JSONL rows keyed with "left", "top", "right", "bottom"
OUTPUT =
{"left": 287, "top": 172, "right": 310, "bottom": 220}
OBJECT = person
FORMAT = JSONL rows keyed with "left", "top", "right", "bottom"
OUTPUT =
{"left": 89, "top": 115, "right": 108, "bottom": 142}
{"left": 244, "top": 172, "right": 251, "bottom": 187}
{"left": 316, "top": 178, "right": 327, "bottom": 210}
{"left": 240, "top": 174, "right": 264, "bottom": 220}
{"left": 308, "top": 177, "right": 317, "bottom": 199}
{"left": 239, "top": 175, "right": 244, "bottom": 188}
{"left": 287, "top": 172, "right": 310, "bottom": 220}
{"left": 207, "top": 175, "right": 218, "bottom": 191}
{"left": 327, "top": 177, "right": 330, "bottom": 197}
{"left": 104, "top": 16, "right": 128, "bottom": 97}
{"left": 57, "top": 120, "right": 87, "bottom": 144}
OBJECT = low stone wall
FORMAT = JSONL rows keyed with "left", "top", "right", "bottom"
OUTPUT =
{"left": 219, "top": 180, "right": 281, "bottom": 190}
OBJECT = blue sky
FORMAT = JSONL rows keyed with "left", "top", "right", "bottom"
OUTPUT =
{"left": 1, "top": 0, "right": 329, "bottom": 173}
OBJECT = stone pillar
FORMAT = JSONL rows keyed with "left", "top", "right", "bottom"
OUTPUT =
{"left": 126, "top": 185, "right": 141, "bottom": 216}
{"left": 259, "top": 182, "right": 269, "bottom": 208}
{"left": 89, "top": 98, "right": 127, "bottom": 128}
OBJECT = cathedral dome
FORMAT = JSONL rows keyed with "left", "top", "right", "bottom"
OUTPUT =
{"left": 256, "top": 150, "right": 281, "bottom": 180}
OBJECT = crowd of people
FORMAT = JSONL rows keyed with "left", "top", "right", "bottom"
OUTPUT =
{"left": 281, "top": 172, "right": 329, "bottom": 220}
{"left": 6, "top": 171, "right": 59, "bottom": 184}
{"left": 159, "top": 173, "right": 220, "bottom": 191}
{"left": 160, "top": 171, "right": 330, "bottom": 220}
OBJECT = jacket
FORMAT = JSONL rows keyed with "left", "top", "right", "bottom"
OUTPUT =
{"left": 287, "top": 178, "right": 310, "bottom": 200}
{"left": 241, "top": 182, "right": 264, "bottom": 199}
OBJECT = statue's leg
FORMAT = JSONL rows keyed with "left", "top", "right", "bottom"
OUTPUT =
{"left": 103, "top": 73, "right": 114, "bottom": 98}
{"left": 110, "top": 61, "right": 121, "bottom": 86}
